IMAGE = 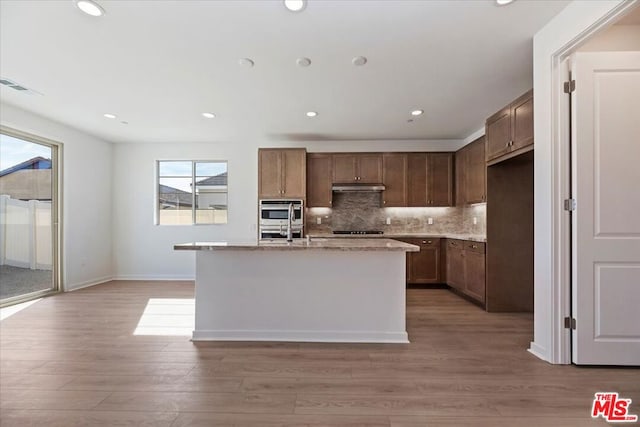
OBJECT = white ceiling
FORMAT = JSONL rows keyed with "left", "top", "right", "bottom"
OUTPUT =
{"left": 0, "top": 0, "right": 570, "bottom": 144}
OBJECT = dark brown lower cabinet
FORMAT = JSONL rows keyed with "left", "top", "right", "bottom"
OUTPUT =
{"left": 464, "top": 242, "right": 486, "bottom": 304}
{"left": 400, "top": 238, "right": 441, "bottom": 284}
{"left": 445, "top": 239, "right": 464, "bottom": 291}
{"left": 445, "top": 239, "right": 486, "bottom": 305}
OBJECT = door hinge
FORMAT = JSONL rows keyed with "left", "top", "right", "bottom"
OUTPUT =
{"left": 564, "top": 198, "right": 576, "bottom": 211}
{"left": 564, "top": 316, "right": 576, "bottom": 330}
{"left": 564, "top": 80, "right": 576, "bottom": 93}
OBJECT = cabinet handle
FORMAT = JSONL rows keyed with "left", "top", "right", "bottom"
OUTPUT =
{"left": 383, "top": 200, "right": 386, "bottom": 205}
{"left": 509, "top": 140, "right": 514, "bottom": 147}
{"left": 470, "top": 244, "right": 478, "bottom": 249}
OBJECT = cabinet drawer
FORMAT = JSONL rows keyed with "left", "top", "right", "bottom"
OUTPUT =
{"left": 417, "top": 237, "right": 440, "bottom": 246}
{"left": 446, "top": 239, "right": 465, "bottom": 248}
{"left": 465, "top": 241, "right": 485, "bottom": 254}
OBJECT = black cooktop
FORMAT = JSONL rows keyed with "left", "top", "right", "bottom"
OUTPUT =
{"left": 332, "top": 230, "right": 384, "bottom": 235}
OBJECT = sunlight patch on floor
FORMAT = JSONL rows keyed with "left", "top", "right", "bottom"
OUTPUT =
{"left": 0, "top": 298, "right": 42, "bottom": 321}
{"left": 133, "top": 298, "right": 194, "bottom": 336}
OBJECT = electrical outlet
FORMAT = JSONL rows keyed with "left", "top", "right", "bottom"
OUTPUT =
{"left": 473, "top": 217, "right": 477, "bottom": 225}
{"left": 316, "top": 217, "right": 322, "bottom": 225}
{"left": 386, "top": 217, "right": 391, "bottom": 225}
{"left": 428, "top": 217, "right": 433, "bottom": 225}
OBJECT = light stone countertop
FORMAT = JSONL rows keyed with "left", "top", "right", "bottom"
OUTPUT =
{"left": 174, "top": 238, "right": 420, "bottom": 252}
{"left": 307, "top": 233, "right": 487, "bottom": 243}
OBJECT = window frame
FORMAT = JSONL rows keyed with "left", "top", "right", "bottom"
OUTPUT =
{"left": 155, "top": 159, "right": 228, "bottom": 226}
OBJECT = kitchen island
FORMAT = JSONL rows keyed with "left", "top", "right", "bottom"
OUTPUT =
{"left": 174, "top": 238, "right": 419, "bottom": 343}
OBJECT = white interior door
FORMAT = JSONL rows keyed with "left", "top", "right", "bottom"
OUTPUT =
{"left": 571, "top": 51, "right": 640, "bottom": 365}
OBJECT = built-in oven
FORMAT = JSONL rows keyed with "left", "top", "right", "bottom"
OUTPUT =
{"left": 259, "top": 199, "right": 303, "bottom": 240}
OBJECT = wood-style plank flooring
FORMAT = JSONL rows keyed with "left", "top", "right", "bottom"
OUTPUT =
{"left": 1, "top": 281, "right": 638, "bottom": 426}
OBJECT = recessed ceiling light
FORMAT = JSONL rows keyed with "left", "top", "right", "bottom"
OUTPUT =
{"left": 238, "top": 58, "right": 254, "bottom": 68}
{"left": 411, "top": 110, "right": 424, "bottom": 116}
{"left": 76, "top": 0, "right": 105, "bottom": 17}
{"left": 495, "top": 0, "right": 515, "bottom": 5}
{"left": 202, "top": 112, "right": 216, "bottom": 119}
{"left": 306, "top": 111, "right": 318, "bottom": 117}
{"left": 352, "top": 56, "right": 368, "bottom": 66}
{"left": 296, "top": 57, "right": 311, "bottom": 67}
{"left": 284, "top": 0, "right": 306, "bottom": 12}
{"left": 103, "top": 113, "right": 116, "bottom": 119}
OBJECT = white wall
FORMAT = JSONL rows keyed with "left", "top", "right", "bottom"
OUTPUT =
{"left": 531, "top": 0, "right": 628, "bottom": 363}
{"left": 579, "top": 24, "right": 640, "bottom": 51}
{"left": 112, "top": 139, "right": 463, "bottom": 280}
{"left": 0, "top": 102, "right": 113, "bottom": 290}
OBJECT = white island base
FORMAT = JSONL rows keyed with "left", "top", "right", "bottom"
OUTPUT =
{"left": 184, "top": 241, "right": 414, "bottom": 343}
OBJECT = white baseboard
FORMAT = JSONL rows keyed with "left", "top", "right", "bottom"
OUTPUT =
{"left": 528, "top": 341, "right": 549, "bottom": 362}
{"left": 192, "top": 329, "right": 410, "bottom": 344}
{"left": 112, "top": 275, "right": 195, "bottom": 281}
{"left": 65, "top": 275, "right": 113, "bottom": 292}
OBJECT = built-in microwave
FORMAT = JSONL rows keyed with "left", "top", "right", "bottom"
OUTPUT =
{"left": 258, "top": 199, "right": 303, "bottom": 239}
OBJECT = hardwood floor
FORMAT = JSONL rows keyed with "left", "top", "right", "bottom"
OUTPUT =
{"left": 1, "top": 280, "right": 638, "bottom": 426}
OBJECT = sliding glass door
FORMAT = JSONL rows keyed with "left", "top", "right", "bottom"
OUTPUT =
{"left": 0, "top": 128, "right": 60, "bottom": 306}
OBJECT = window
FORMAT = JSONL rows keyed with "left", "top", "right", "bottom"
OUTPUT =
{"left": 157, "top": 161, "right": 227, "bottom": 225}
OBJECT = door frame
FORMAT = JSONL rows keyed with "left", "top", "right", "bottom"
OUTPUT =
{"left": 548, "top": 1, "right": 638, "bottom": 364}
{"left": 0, "top": 125, "right": 63, "bottom": 307}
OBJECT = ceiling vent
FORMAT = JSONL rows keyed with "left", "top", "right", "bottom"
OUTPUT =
{"left": 0, "top": 78, "right": 42, "bottom": 95}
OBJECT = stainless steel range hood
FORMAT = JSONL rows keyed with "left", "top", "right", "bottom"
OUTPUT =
{"left": 332, "top": 183, "right": 386, "bottom": 192}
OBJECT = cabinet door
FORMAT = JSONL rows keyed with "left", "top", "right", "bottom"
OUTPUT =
{"left": 407, "top": 153, "right": 428, "bottom": 207}
{"left": 445, "top": 240, "right": 465, "bottom": 291}
{"left": 511, "top": 90, "right": 534, "bottom": 151}
{"left": 464, "top": 245, "right": 486, "bottom": 303}
{"left": 357, "top": 154, "right": 383, "bottom": 183}
{"left": 465, "top": 137, "right": 486, "bottom": 204}
{"left": 410, "top": 238, "right": 441, "bottom": 283}
{"left": 281, "top": 149, "right": 306, "bottom": 198}
{"left": 258, "top": 149, "right": 282, "bottom": 198}
{"left": 307, "top": 154, "right": 332, "bottom": 207}
{"left": 486, "top": 106, "right": 511, "bottom": 162}
{"left": 427, "top": 153, "right": 453, "bottom": 206}
{"left": 332, "top": 154, "right": 357, "bottom": 183}
{"left": 382, "top": 153, "right": 407, "bottom": 207}
{"left": 455, "top": 147, "right": 466, "bottom": 206}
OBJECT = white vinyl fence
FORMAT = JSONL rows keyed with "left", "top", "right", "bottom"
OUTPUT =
{"left": 0, "top": 194, "right": 52, "bottom": 270}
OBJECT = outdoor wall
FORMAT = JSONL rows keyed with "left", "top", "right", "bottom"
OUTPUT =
{"left": 112, "top": 138, "right": 465, "bottom": 280}
{"left": 0, "top": 169, "right": 51, "bottom": 200}
{"left": 0, "top": 103, "right": 114, "bottom": 290}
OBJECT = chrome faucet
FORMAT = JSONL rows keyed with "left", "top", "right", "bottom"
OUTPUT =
{"left": 286, "top": 202, "right": 295, "bottom": 242}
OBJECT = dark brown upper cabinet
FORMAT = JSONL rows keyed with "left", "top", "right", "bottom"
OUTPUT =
{"left": 332, "top": 154, "right": 382, "bottom": 183}
{"left": 455, "top": 147, "right": 466, "bottom": 206}
{"left": 456, "top": 136, "right": 486, "bottom": 206}
{"left": 407, "top": 153, "right": 453, "bottom": 207}
{"left": 428, "top": 153, "right": 454, "bottom": 206}
{"left": 382, "top": 153, "right": 408, "bottom": 207}
{"left": 486, "top": 89, "right": 533, "bottom": 165}
{"left": 258, "top": 148, "right": 306, "bottom": 199}
{"left": 306, "top": 153, "right": 333, "bottom": 207}
{"left": 465, "top": 136, "right": 486, "bottom": 204}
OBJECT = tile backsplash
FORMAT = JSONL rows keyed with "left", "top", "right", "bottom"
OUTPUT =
{"left": 306, "top": 192, "right": 486, "bottom": 235}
